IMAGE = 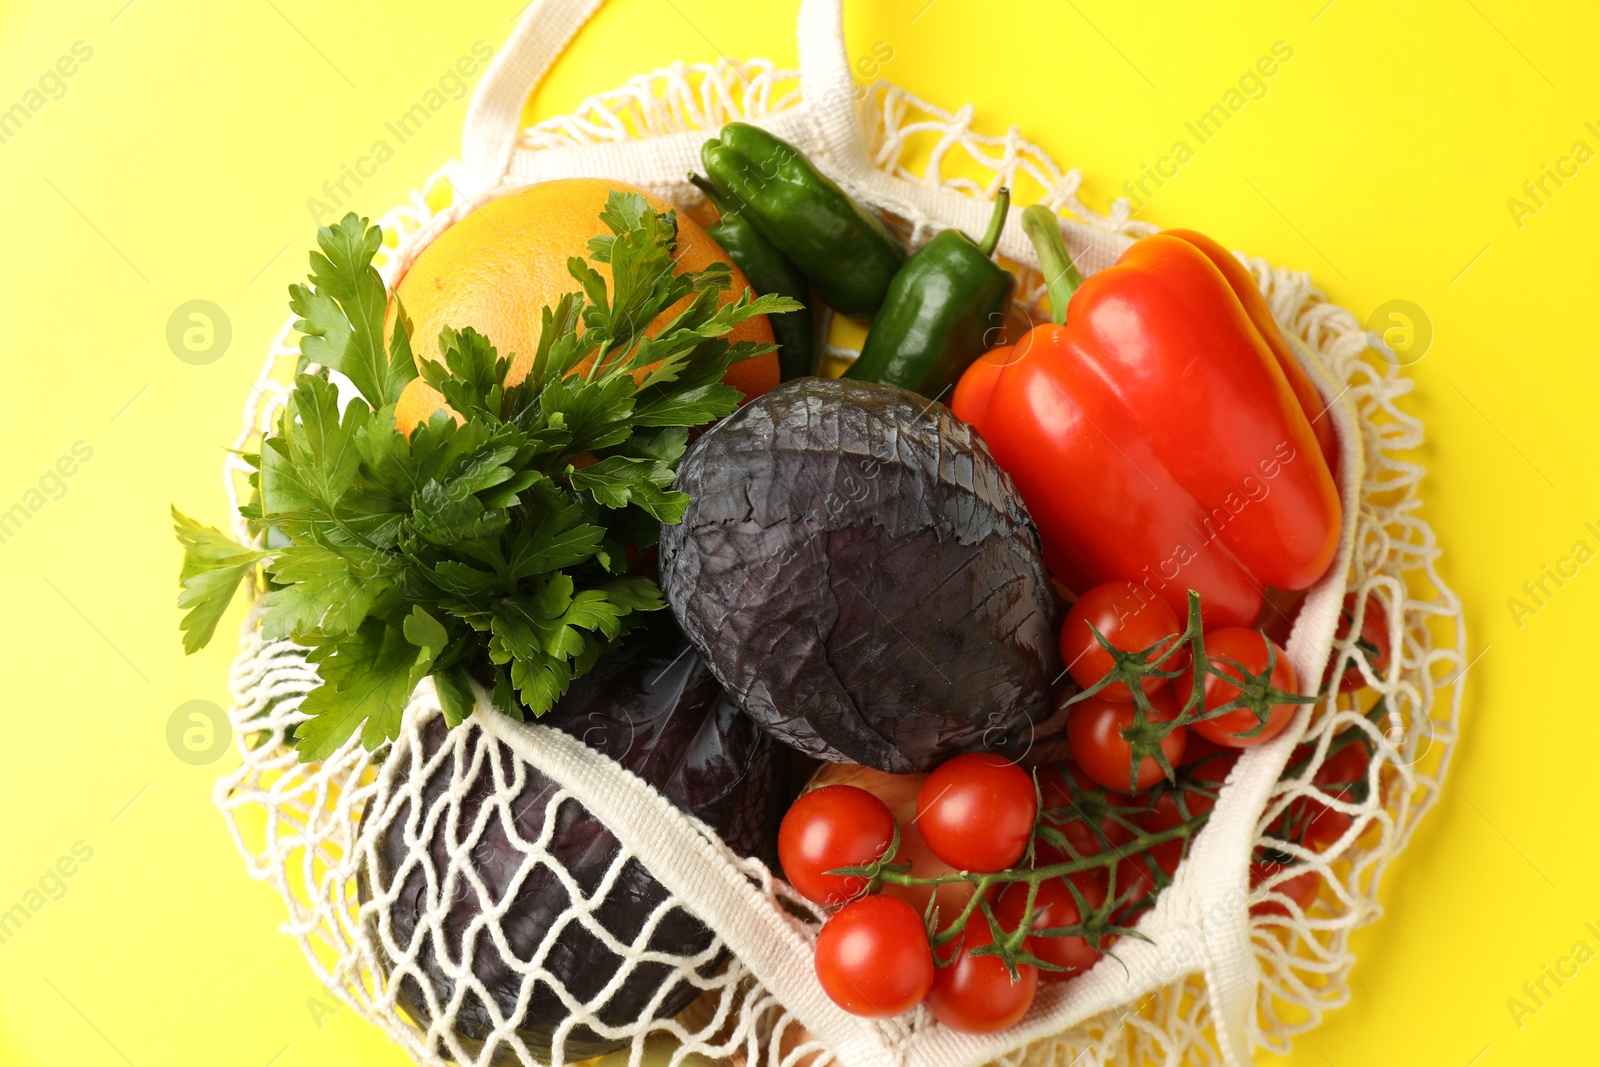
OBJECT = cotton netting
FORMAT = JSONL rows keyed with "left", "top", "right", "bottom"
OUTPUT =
{"left": 214, "top": 41, "right": 1463, "bottom": 1067}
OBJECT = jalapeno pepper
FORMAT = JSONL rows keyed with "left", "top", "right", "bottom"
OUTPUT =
{"left": 701, "top": 123, "right": 905, "bottom": 318}
{"left": 843, "top": 189, "right": 1016, "bottom": 399}
{"left": 688, "top": 173, "right": 816, "bottom": 381}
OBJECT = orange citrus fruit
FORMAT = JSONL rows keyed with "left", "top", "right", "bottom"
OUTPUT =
{"left": 390, "top": 178, "right": 778, "bottom": 435}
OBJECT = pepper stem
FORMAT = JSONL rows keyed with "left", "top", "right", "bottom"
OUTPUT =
{"left": 687, "top": 172, "right": 730, "bottom": 215}
{"left": 1021, "top": 204, "right": 1083, "bottom": 325}
{"left": 978, "top": 187, "right": 1010, "bottom": 257}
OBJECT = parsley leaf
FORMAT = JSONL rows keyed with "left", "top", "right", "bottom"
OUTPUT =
{"left": 260, "top": 544, "right": 401, "bottom": 640}
{"left": 288, "top": 213, "right": 417, "bottom": 407}
{"left": 294, "top": 615, "right": 437, "bottom": 760}
{"left": 172, "top": 508, "right": 266, "bottom": 654}
{"left": 568, "top": 455, "right": 686, "bottom": 523}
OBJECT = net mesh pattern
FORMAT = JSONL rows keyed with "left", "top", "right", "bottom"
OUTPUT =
{"left": 215, "top": 59, "right": 1464, "bottom": 1067}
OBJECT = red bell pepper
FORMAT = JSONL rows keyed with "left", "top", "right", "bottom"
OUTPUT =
{"left": 951, "top": 207, "right": 1341, "bottom": 628}
{"left": 1164, "top": 228, "right": 1340, "bottom": 474}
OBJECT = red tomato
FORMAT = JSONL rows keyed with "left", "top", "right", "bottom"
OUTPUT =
{"left": 1274, "top": 737, "right": 1372, "bottom": 853}
{"left": 995, "top": 872, "right": 1107, "bottom": 980}
{"left": 1181, "top": 732, "right": 1238, "bottom": 796}
{"left": 1060, "top": 581, "right": 1187, "bottom": 700}
{"left": 1250, "top": 857, "right": 1320, "bottom": 918}
{"left": 1301, "top": 801, "right": 1353, "bottom": 852}
{"left": 779, "top": 785, "right": 897, "bottom": 906}
{"left": 1177, "top": 736, "right": 1240, "bottom": 822}
{"left": 814, "top": 895, "right": 934, "bottom": 1017}
{"left": 805, "top": 765, "right": 982, "bottom": 920}
{"left": 1273, "top": 793, "right": 1352, "bottom": 853}
{"left": 1179, "top": 764, "right": 1236, "bottom": 824}
{"left": 1313, "top": 740, "right": 1373, "bottom": 798}
{"left": 1066, "top": 688, "right": 1188, "bottom": 792}
{"left": 1178, "top": 732, "right": 1231, "bottom": 766}
{"left": 1034, "top": 762, "right": 1133, "bottom": 873}
{"left": 916, "top": 754, "right": 1037, "bottom": 873}
{"left": 1328, "top": 592, "right": 1392, "bottom": 693}
{"left": 1175, "top": 627, "right": 1299, "bottom": 748}
{"left": 926, "top": 920, "right": 1039, "bottom": 1033}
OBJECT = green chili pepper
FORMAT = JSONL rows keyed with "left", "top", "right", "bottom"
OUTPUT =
{"left": 842, "top": 189, "right": 1017, "bottom": 400}
{"left": 701, "top": 122, "right": 905, "bottom": 318}
{"left": 688, "top": 173, "right": 815, "bottom": 381}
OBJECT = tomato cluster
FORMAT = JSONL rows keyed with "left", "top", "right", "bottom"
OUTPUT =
{"left": 1060, "top": 581, "right": 1307, "bottom": 795}
{"left": 783, "top": 755, "right": 1079, "bottom": 1032}
{"left": 782, "top": 581, "right": 1391, "bottom": 1034}
{"left": 1061, "top": 579, "right": 1391, "bottom": 918}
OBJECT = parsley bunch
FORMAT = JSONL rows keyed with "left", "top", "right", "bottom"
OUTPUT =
{"left": 174, "top": 192, "right": 800, "bottom": 762}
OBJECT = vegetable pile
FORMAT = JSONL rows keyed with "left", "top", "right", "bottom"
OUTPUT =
{"left": 177, "top": 120, "right": 1383, "bottom": 1049}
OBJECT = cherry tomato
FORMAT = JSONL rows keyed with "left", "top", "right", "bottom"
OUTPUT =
{"left": 1175, "top": 627, "right": 1298, "bottom": 748}
{"left": 1287, "top": 736, "right": 1374, "bottom": 799}
{"left": 1274, "top": 737, "right": 1373, "bottom": 853}
{"left": 805, "top": 765, "right": 977, "bottom": 918}
{"left": 1249, "top": 857, "right": 1320, "bottom": 918}
{"left": 1313, "top": 739, "right": 1373, "bottom": 798}
{"left": 1179, "top": 732, "right": 1230, "bottom": 767}
{"left": 1177, "top": 732, "right": 1238, "bottom": 810}
{"left": 926, "top": 920, "right": 1038, "bottom": 1033}
{"left": 1060, "top": 581, "right": 1187, "bottom": 700}
{"left": 1327, "top": 592, "right": 1392, "bottom": 693}
{"left": 1301, "top": 801, "right": 1353, "bottom": 852}
{"left": 1067, "top": 688, "right": 1188, "bottom": 792}
{"left": 1034, "top": 762, "right": 1132, "bottom": 873}
{"left": 995, "top": 872, "right": 1107, "bottom": 980}
{"left": 916, "top": 754, "right": 1037, "bottom": 873}
{"left": 1273, "top": 792, "right": 1353, "bottom": 854}
{"left": 1178, "top": 763, "right": 1237, "bottom": 826}
{"left": 780, "top": 785, "right": 897, "bottom": 906}
{"left": 814, "top": 895, "right": 934, "bottom": 1017}
{"left": 1176, "top": 733, "right": 1240, "bottom": 817}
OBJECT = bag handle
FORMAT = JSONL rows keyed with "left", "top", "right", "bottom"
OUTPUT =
{"left": 794, "top": 0, "right": 1131, "bottom": 274}
{"left": 459, "top": 0, "right": 820, "bottom": 197}
{"left": 468, "top": 697, "right": 893, "bottom": 1067}
{"left": 463, "top": 0, "right": 1132, "bottom": 275}
{"left": 460, "top": 0, "right": 605, "bottom": 195}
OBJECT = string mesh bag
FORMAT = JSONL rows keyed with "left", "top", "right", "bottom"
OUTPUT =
{"left": 215, "top": 1, "right": 1467, "bottom": 1064}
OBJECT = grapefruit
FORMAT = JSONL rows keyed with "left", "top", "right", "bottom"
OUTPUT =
{"left": 390, "top": 178, "right": 778, "bottom": 435}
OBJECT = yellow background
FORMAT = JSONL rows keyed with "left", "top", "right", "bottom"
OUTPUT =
{"left": 1, "top": 1, "right": 1594, "bottom": 1064}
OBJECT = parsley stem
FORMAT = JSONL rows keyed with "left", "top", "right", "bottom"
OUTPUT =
{"left": 587, "top": 339, "right": 614, "bottom": 382}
